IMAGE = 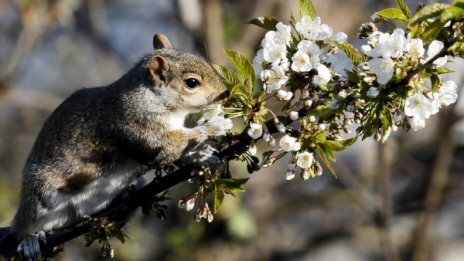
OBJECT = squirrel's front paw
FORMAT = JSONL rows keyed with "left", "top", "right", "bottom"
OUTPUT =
{"left": 200, "top": 115, "right": 233, "bottom": 137}
{"left": 17, "top": 231, "right": 46, "bottom": 261}
{"left": 181, "top": 144, "right": 221, "bottom": 169}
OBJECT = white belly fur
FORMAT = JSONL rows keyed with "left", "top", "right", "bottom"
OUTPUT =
{"left": 36, "top": 160, "right": 143, "bottom": 231}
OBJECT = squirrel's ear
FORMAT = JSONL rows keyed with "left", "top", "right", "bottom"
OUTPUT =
{"left": 153, "top": 33, "right": 172, "bottom": 49}
{"left": 149, "top": 55, "right": 169, "bottom": 86}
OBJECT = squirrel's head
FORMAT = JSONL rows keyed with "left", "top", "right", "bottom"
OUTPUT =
{"left": 146, "top": 34, "right": 228, "bottom": 110}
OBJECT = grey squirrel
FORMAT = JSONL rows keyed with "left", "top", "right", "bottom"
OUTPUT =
{"left": 1, "top": 33, "right": 230, "bottom": 260}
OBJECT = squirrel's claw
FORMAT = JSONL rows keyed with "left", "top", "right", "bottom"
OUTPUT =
{"left": 17, "top": 231, "right": 46, "bottom": 261}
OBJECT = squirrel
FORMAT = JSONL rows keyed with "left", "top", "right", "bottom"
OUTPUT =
{"left": 0, "top": 33, "right": 230, "bottom": 260}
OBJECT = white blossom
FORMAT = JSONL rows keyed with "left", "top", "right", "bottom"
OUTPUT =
{"left": 276, "top": 89, "right": 293, "bottom": 100}
{"left": 278, "top": 58, "right": 290, "bottom": 71}
{"left": 338, "top": 90, "right": 348, "bottom": 98}
{"left": 309, "top": 115, "right": 316, "bottom": 122}
{"left": 362, "top": 32, "right": 391, "bottom": 58}
{"left": 197, "top": 104, "right": 223, "bottom": 125}
{"left": 317, "top": 24, "right": 333, "bottom": 40}
{"left": 285, "top": 169, "right": 296, "bottom": 180}
{"left": 275, "top": 22, "right": 292, "bottom": 46}
{"left": 261, "top": 66, "right": 289, "bottom": 93}
{"left": 252, "top": 49, "right": 264, "bottom": 75}
{"left": 295, "top": 16, "right": 333, "bottom": 41}
{"left": 276, "top": 122, "right": 286, "bottom": 133}
{"left": 291, "top": 50, "right": 312, "bottom": 72}
{"left": 208, "top": 116, "right": 233, "bottom": 135}
{"left": 332, "top": 32, "right": 348, "bottom": 42}
{"left": 437, "top": 80, "right": 458, "bottom": 106}
{"left": 185, "top": 197, "right": 196, "bottom": 211}
{"left": 318, "top": 124, "right": 326, "bottom": 131}
{"left": 406, "top": 38, "right": 425, "bottom": 59}
{"left": 289, "top": 111, "right": 299, "bottom": 121}
{"left": 404, "top": 93, "right": 433, "bottom": 120}
{"left": 313, "top": 64, "right": 332, "bottom": 86}
{"left": 368, "top": 57, "right": 395, "bottom": 84}
{"left": 387, "top": 28, "right": 407, "bottom": 58}
{"left": 430, "top": 95, "right": 440, "bottom": 115}
{"left": 247, "top": 122, "right": 263, "bottom": 139}
{"left": 262, "top": 43, "right": 287, "bottom": 65}
{"left": 427, "top": 40, "right": 444, "bottom": 58}
{"left": 279, "top": 135, "right": 299, "bottom": 151}
{"left": 434, "top": 56, "right": 449, "bottom": 67}
{"left": 249, "top": 144, "right": 257, "bottom": 156}
{"left": 426, "top": 40, "right": 448, "bottom": 67}
{"left": 367, "top": 87, "right": 379, "bottom": 98}
{"left": 296, "top": 151, "right": 314, "bottom": 169}
{"left": 409, "top": 115, "right": 426, "bottom": 131}
{"left": 298, "top": 40, "right": 322, "bottom": 56}
{"left": 305, "top": 99, "right": 313, "bottom": 109}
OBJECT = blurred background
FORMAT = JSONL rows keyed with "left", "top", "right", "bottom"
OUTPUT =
{"left": 1, "top": 0, "right": 464, "bottom": 260}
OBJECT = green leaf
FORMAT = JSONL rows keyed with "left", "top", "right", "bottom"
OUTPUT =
{"left": 214, "top": 185, "right": 225, "bottom": 213}
{"left": 441, "top": 4, "right": 464, "bottom": 23}
{"left": 455, "top": 0, "right": 464, "bottom": 9}
{"left": 310, "top": 104, "right": 333, "bottom": 119}
{"left": 421, "top": 21, "right": 446, "bottom": 42}
{"left": 248, "top": 16, "right": 279, "bottom": 31}
{"left": 376, "top": 8, "right": 408, "bottom": 22}
{"left": 381, "top": 107, "right": 392, "bottom": 143}
{"left": 331, "top": 41, "right": 368, "bottom": 65}
{"left": 431, "top": 74, "right": 441, "bottom": 93}
{"left": 396, "top": 0, "right": 412, "bottom": 19}
{"left": 325, "top": 140, "right": 344, "bottom": 151}
{"left": 213, "top": 64, "right": 241, "bottom": 90}
{"left": 217, "top": 178, "right": 248, "bottom": 196}
{"left": 299, "top": 0, "right": 316, "bottom": 18}
{"left": 316, "top": 145, "right": 336, "bottom": 176}
{"left": 224, "top": 49, "right": 256, "bottom": 89}
{"left": 229, "top": 84, "right": 248, "bottom": 97}
{"left": 435, "top": 67, "right": 454, "bottom": 75}
{"left": 325, "top": 137, "right": 358, "bottom": 151}
{"left": 410, "top": 3, "right": 448, "bottom": 25}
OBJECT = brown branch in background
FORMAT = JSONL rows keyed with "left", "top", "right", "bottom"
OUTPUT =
{"left": 203, "top": 0, "right": 225, "bottom": 64}
{"left": 376, "top": 142, "right": 401, "bottom": 261}
{"left": 233, "top": 0, "right": 279, "bottom": 58}
{"left": 412, "top": 110, "right": 457, "bottom": 261}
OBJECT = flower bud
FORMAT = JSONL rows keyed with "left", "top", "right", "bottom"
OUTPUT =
{"left": 276, "top": 121, "right": 286, "bottom": 133}
{"left": 249, "top": 143, "right": 257, "bottom": 156}
{"left": 305, "top": 99, "right": 313, "bottom": 109}
{"left": 285, "top": 169, "right": 296, "bottom": 180}
{"left": 289, "top": 111, "right": 299, "bottom": 121}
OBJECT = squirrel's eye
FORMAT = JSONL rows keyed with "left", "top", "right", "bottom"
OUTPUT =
{"left": 184, "top": 78, "right": 200, "bottom": 89}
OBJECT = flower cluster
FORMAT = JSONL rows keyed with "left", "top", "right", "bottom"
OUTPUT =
{"left": 243, "top": 16, "right": 355, "bottom": 179}
{"left": 253, "top": 16, "right": 347, "bottom": 94}
{"left": 180, "top": 0, "right": 464, "bottom": 225}
{"left": 359, "top": 27, "right": 458, "bottom": 131}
